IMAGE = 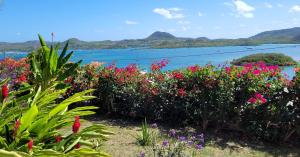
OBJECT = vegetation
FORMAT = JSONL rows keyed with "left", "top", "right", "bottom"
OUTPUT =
{"left": 0, "top": 35, "right": 112, "bottom": 156}
{"left": 135, "top": 119, "right": 153, "bottom": 146}
{"left": 100, "top": 119, "right": 300, "bottom": 157}
{"left": 2, "top": 27, "right": 300, "bottom": 51}
{"left": 231, "top": 53, "right": 297, "bottom": 66}
{"left": 2, "top": 33, "right": 300, "bottom": 156}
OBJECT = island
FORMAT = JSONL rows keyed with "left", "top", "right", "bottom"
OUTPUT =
{"left": 231, "top": 53, "right": 298, "bottom": 66}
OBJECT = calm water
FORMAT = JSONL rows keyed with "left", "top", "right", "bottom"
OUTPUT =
{"left": 2, "top": 44, "right": 300, "bottom": 78}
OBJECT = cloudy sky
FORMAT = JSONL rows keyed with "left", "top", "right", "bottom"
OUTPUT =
{"left": 0, "top": 0, "right": 300, "bottom": 42}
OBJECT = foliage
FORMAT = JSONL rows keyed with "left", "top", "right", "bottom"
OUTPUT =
{"left": 135, "top": 119, "right": 153, "bottom": 146}
{"left": 231, "top": 53, "right": 297, "bottom": 66}
{"left": 28, "top": 34, "right": 82, "bottom": 90}
{"left": 0, "top": 35, "right": 112, "bottom": 156}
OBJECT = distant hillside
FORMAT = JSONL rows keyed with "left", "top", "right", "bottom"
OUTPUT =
{"left": 2, "top": 27, "right": 300, "bottom": 51}
{"left": 146, "top": 31, "right": 176, "bottom": 40}
{"left": 250, "top": 27, "right": 300, "bottom": 43}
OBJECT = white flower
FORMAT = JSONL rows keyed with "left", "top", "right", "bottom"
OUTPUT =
{"left": 284, "top": 87, "right": 289, "bottom": 93}
{"left": 287, "top": 101, "right": 293, "bottom": 107}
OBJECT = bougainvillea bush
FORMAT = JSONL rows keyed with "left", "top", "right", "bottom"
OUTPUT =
{"left": 2, "top": 54, "right": 299, "bottom": 145}
{"left": 86, "top": 61, "right": 299, "bottom": 144}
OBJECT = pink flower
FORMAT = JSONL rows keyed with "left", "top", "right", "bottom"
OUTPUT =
{"left": 225, "top": 67, "right": 231, "bottom": 74}
{"left": 252, "top": 70, "right": 261, "bottom": 76}
{"left": 248, "top": 97, "right": 257, "bottom": 104}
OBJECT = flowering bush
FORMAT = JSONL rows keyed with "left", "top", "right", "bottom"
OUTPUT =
{"left": 2, "top": 53, "right": 300, "bottom": 144}
{"left": 88, "top": 61, "right": 299, "bottom": 144}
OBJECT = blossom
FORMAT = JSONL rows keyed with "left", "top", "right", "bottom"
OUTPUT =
{"left": 169, "top": 129, "right": 176, "bottom": 137}
{"left": 140, "top": 152, "right": 145, "bottom": 157}
{"left": 195, "top": 144, "right": 203, "bottom": 150}
{"left": 75, "top": 143, "right": 81, "bottom": 149}
{"left": 179, "top": 136, "right": 187, "bottom": 141}
{"left": 248, "top": 97, "right": 257, "bottom": 104}
{"left": 252, "top": 70, "right": 261, "bottom": 76}
{"left": 151, "top": 123, "right": 158, "bottom": 128}
{"left": 162, "top": 140, "right": 169, "bottom": 147}
{"left": 72, "top": 116, "right": 80, "bottom": 133}
{"left": 187, "top": 65, "right": 199, "bottom": 73}
{"left": 225, "top": 67, "right": 231, "bottom": 74}
{"left": 55, "top": 136, "right": 62, "bottom": 143}
{"left": 178, "top": 88, "right": 186, "bottom": 97}
{"left": 13, "top": 119, "right": 20, "bottom": 136}
{"left": 2, "top": 84, "right": 8, "bottom": 99}
{"left": 172, "top": 71, "right": 184, "bottom": 80}
{"left": 28, "top": 139, "right": 33, "bottom": 151}
{"left": 248, "top": 93, "right": 267, "bottom": 105}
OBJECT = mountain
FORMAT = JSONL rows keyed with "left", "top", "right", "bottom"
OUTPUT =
{"left": 250, "top": 27, "right": 300, "bottom": 43}
{"left": 2, "top": 27, "right": 300, "bottom": 51}
{"left": 146, "top": 31, "right": 176, "bottom": 40}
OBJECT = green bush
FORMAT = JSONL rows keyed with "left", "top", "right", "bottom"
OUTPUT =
{"left": 0, "top": 35, "right": 112, "bottom": 156}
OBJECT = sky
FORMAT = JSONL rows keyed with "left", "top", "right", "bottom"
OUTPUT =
{"left": 0, "top": 0, "right": 300, "bottom": 42}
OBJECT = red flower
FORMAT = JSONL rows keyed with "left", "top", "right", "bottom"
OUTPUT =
{"left": 2, "top": 84, "right": 8, "bottom": 99}
{"left": 187, "top": 66, "right": 199, "bottom": 73}
{"left": 75, "top": 143, "right": 81, "bottom": 149}
{"left": 55, "top": 136, "right": 62, "bottom": 143}
{"left": 19, "top": 74, "right": 27, "bottom": 82}
{"left": 13, "top": 119, "right": 21, "bottom": 136}
{"left": 72, "top": 116, "right": 80, "bottom": 134}
{"left": 28, "top": 139, "right": 33, "bottom": 151}
{"left": 178, "top": 88, "right": 186, "bottom": 97}
{"left": 151, "top": 64, "right": 160, "bottom": 71}
{"left": 172, "top": 72, "right": 184, "bottom": 80}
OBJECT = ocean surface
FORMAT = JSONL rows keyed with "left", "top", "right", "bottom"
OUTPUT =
{"left": 2, "top": 44, "right": 300, "bottom": 78}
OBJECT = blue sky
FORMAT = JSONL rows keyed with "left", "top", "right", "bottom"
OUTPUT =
{"left": 0, "top": 0, "right": 300, "bottom": 42}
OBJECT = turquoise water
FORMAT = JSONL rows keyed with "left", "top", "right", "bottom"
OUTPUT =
{"left": 2, "top": 44, "right": 300, "bottom": 78}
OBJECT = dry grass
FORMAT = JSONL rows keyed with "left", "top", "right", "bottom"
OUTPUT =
{"left": 89, "top": 118, "right": 300, "bottom": 157}
{"left": 60, "top": 118, "right": 300, "bottom": 157}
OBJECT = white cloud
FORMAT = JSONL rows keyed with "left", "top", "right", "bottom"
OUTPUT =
{"left": 125, "top": 20, "right": 138, "bottom": 25}
{"left": 178, "top": 20, "right": 190, "bottom": 25}
{"left": 153, "top": 8, "right": 184, "bottom": 19}
{"left": 264, "top": 2, "right": 273, "bottom": 9}
{"left": 290, "top": 5, "right": 300, "bottom": 13}
{"left": 231, "top": 0, "right": 255, "bottom": 18}
{"left": 277, "top": 3, "right": 284, "bottom": 8}
{"left": 198, "top": 12, "right": 204, "bottom": 17}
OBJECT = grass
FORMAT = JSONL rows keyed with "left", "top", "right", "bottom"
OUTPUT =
{"left": 61, "top": 117, "right": 300, "bottom": 157}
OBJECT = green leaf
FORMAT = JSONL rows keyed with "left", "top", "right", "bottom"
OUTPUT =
{"left": 64, "top": 137, "right": 81, "bottom": 153}
{"left": 18, "top": 103, "right": 38, "bottom": 134}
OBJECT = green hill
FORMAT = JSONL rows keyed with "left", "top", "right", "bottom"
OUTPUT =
{"left": 231, "top": 53, "right": 297, "bottom": 66}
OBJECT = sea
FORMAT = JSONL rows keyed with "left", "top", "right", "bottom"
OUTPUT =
{"left": 2, "top": 44, "right": 300, "bottom": 78}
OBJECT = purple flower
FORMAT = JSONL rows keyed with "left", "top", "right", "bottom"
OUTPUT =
{"left": 179, "top": 136, "right": 187, "bottom": 142}
{"left": 140, "top": 152, "right": 145, "bottom": 157}
{"left": 198, "top": 133, "right": 204, "bottom": 143}
{"left": 191, "top": 135, "right": 196, "bottom": 141}
{"left": 162, "top": 140, "right": 169, "bottom": 147}
{"left": 151, "top": 123, "right": 158, "bottom": 128}
{"left": 195, "top": 144, "right": 203, "bottom": 150}
{"left": 187, "top": 140, "right": 193, "bottom": 146}
{"left": 168, "top": 129, "right": 176, "bottom": 137}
